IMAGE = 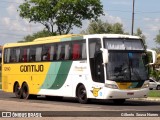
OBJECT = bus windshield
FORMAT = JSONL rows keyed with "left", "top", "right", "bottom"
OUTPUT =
{"left": 103, "top": 38, "right": 148, "bottom": 81}
{"left": 106, "top": 51, "right": 148, "bottom": 81}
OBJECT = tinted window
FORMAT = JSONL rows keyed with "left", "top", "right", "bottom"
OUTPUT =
{"left": 20, "top": 47, "right": 30, "bottom": 62}
{"left": 3, "top": 40, "right": 87, "bottom": 63}
{"left": 28, "top": 45, "right": 42, "bottom": 62}
{"left": 4, "top": 48, "right": 10, "bottom": 63}
{"left": 10, "top": 48, "right": 20, "bottom": 63}
{"left": 71, "top": 41, "right": 86, "bottom": 60}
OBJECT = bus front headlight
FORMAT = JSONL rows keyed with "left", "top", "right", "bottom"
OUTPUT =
{"left": 105, "top": 83, "right": 118, "bottom": 89}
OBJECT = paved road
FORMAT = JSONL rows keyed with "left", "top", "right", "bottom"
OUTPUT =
{"left": 0, "top": 91, "right": 160, "bottom": 119}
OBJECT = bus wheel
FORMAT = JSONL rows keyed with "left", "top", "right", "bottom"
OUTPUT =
{"left": 113, "top": 99, "right": 126, "bottom": 105}
{"left": 77, "top": 85, "right": 88, "bottom": 104}
{"left": 21, "top": 83, "right": 29, "bottom": 99}
{"left": 14, "top": 83, "right": 21, "bottom": 98}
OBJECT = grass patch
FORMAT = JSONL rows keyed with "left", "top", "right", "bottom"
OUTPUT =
{"left": 148, "top": 90, "right": 160, "bottom": 97}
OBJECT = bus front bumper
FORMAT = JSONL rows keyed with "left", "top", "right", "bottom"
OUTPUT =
{"left": 103, "top": 87, "right": 149, "bottom": 99}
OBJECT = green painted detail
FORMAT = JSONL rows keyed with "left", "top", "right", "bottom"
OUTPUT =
{"left": 61, "top": 36, "right": 83, "bottom": 41}
{"left": 49, "top": 61, "right": 72, "bottom": 89}
{"left": 129, "top": 81, "right": 144, "bottom": 89}
{"left": 136, "top": 81, "right": 144, "bottom": 88}
{"left": 129, "top": 82, "right": 138, "bottom": 89}
{"left": 41, "top": 35, "right": 83, "bottom": 90}
{"left": 41, "top": 62, "right": 61, "bottom": 89}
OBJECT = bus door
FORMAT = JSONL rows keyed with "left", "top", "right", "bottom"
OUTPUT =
{"left": 89, "top": 38, "right": 104, "bottom": 83}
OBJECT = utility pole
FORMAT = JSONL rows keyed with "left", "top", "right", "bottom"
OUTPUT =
{"left": 131, "top": 0, "right": 135, "bottom": 35}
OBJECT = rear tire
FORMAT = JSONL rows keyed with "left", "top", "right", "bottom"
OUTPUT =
{"left": 14, "top": 82, "right": 21, "bottom": 98}
{"left": 21, "top": 83, "right": 29, "bottom": 99}
{"left": 77, "top": 85, "right": 88, "bottom": 104}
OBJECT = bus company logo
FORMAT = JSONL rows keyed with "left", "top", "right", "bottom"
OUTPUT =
{"left": 20, "top": 65, "right": 44, "bottom": 72}
{"left": 74, "top": 66, "right": 87, "bottom": 72}
{"left": 4, "top": 67, "right": 11, "bottom": 71}
{"left": 91, "top": 87, "right": 102, "bottom": 97}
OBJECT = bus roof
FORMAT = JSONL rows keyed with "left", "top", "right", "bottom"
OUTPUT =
{"left": 3, "top": 34, "right": 141, "bottom": 48}
{"left": 33, "top": 34, "right": 82, "bottom": 42}
{"left": 84, "top": 34, "right": 141, "bottom": 39}
{"left": 3, "top": 34, "right": 82, "bottom": 48}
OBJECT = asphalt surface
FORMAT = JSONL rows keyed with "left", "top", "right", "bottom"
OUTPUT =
{"left": 0, "top": 90, "right": 160, "bottom": 120}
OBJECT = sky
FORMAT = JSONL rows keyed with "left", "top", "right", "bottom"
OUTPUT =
{"left": 0, "top": 0, "right": 160, "bottom": 48}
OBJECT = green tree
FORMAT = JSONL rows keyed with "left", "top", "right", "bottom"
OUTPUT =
{"left": 134, "top": 28, "right": 146, "bottom": 44}
{"left": 155, "top": 30, "right": 160, "bottom": 45}
{"left": 18, "top": 0, "right": 104, "bottom": 35}
{"left": 18, "top": 30, "right": 56, "bottom": 42}
{"left": 81, "top": 19, "right": 124, "bottom": 34}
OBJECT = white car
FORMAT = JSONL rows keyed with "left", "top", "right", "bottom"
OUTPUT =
{"left": 149, "top": 79, "right": 160, "bottom": 90}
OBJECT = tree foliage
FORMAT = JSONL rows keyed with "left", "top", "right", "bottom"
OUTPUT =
{"left": 81, "top": 19, "right": 124, "bottom": 34}
{"left": 134, "top": 28, "right": 146, "bottom": 44}
{"left": 155, "top": 30, "right": 160, "bottom": 44}
{"left": 18, "top": 0, "right": 104, "bottom": 35}
{"left": 18, "top": 30, "right": 56, "bottom": 42}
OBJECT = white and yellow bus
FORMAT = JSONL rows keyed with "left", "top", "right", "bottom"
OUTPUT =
{"left": 2, "top": 34, "right": 156, "bottom": 104}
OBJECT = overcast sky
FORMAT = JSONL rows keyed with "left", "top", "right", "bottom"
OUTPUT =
{"left": 0, "top": 0, "right": 160, "bottom": 48}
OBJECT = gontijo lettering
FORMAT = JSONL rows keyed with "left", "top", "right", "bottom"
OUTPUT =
{"left": 20, "top": 65, "right": 44, "bottom": 72}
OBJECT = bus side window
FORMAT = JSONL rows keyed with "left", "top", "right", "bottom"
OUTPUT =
{"left": 15, "top": 48, "right": 20, "bottom": 62}
{"left": 60, "top": 45, "right": 65, "bottom": 60}
{"left": 29, "top": 47, "right": 36, "bottom": 62}
{"left": 50, "top": 45, "right": 54, "bottom": 61}
{"left": 20, "top": 47, "right": 27, "bottom": 62}
{"left": 4, "top": 48, "right": 10, "bottom": 63}
{"left": 72, "top": 43, "right": 81, "bottom": 60}
{"left": 57, "top": 44, "right": 65, "bottom": 60}
{"left": 36, "top": 46, "right": 42, "bottom": 61}
{"left": 42, "top": 45, "right": 51, "bottom": 61}
{"left": 53, "top": 44, "right": 57, "bottom": 60}
{"left": 64, "top": 43, "right": 71, "bottom": 60}
{"left": 22, "top": 49, "right": 27, "bottom": 62}
{"left": 10, "top": 48, "right": 20, "bottom": 63}
{"left": 82, "top": 42, "right": 87, "bottom": 59}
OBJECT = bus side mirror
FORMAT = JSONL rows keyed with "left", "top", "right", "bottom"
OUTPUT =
{"left": 147, "top": 49, "right": 157, "bottom": 65}
{"left": 100, "top": 48, "right": 109, "bottom": 64}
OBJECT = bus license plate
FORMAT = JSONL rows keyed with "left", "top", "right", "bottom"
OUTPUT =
{"left": 127, "top": 92, "right": 134, "bottom": 95}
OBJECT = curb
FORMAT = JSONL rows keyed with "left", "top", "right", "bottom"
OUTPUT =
{"left": 131, "top": 97, "right": 160, "bottom": 102}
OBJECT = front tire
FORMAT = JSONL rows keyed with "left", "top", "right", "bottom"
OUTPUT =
{"left": 77, "top": 85, "right": 88, "bottom": 104}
